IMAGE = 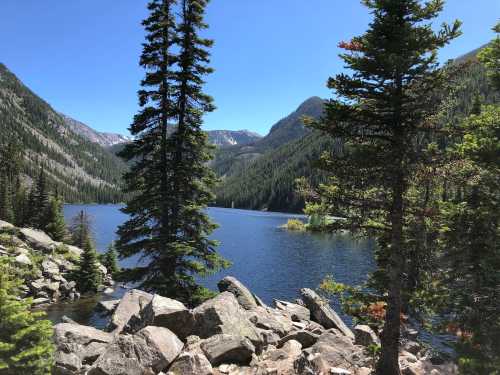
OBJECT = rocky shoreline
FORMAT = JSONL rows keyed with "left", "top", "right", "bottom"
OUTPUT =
{"left": 53, "top": 276, "right": 457, "bottom": 375}
{"left": 0, "top": 220, "right": 114, "bottom": 306}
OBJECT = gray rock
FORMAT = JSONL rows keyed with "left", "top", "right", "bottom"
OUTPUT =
{"left": 300, "top": 288, "right": 354, "bottom": 339}
{"left": 294, "top": 331, "right": 367, "bottom": 374}
{"left": 54, "top": 323, "right": 114, "bottom": 373}
{"left": 32, "top": 297, "right": 50, "bottom": 306}
{"left": 217, "top": 276, "right": 258, "bottom": 310}
{"left": 191, "top": 292, "right": 262, "bottom": 350}
{"left": 139, "top": 294, "right": 193, "bottom": 339}
{"left": 200, "top": 334, "right": 255, "bottom": 366}
{"left": 14, "top": 253, "right": 32, "bottom": 266}
{"left": 64, "top": 245, "right": 83, "bottom": 257}
{"left": 274, "top": 300, "right": 311, "bottom": 321}
{"left": 89, "top": 326, "right": 183, "bottom": 375}
{"left": 278, "top": 330, "right": 319, "bottom": 349}
{"left": 168, "top": 351, "right": 213, "bottom": 375}
{"left": 19, "top": 227, "right": 56, "bottom": 252}
{"left": 0, "top": 220, "right": 15, "bottom": 230}
{"left": 330, "top": 368, "right": 352, "bottom": 374}
{"left": 42, "top": 259, "right": 60, "bottom": 276}
{"left": 246, "top": 306, "right": 294, "bottom": 337}
{"left": 252, "top": 340, "right": 302, "bottom": 375}
{"left": 354, "top": 325, "right": 380, "bottom": 347}
{"left": 108, "top": 289, "right": 153, "bottom": 334}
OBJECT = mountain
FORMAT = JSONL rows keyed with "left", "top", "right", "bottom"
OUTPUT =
{"left": 60, "top": 114, "right": 131, "bottom": 147}
{"left": 213, "top": 51, "right": 499, "bottom": 213}
{"left": 0, "top": 63, "right": 127, "bottom": 203}
{"left": 211, "top": 96, "right": 326, "bottom": 178}
{"left": 207, "top": 130, "right": 261, "bottom": 147}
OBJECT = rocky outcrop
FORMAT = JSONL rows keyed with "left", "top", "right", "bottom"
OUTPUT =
{"left": 217, "top": 276, "right": 259, "bottom": 310}
{"left": 54, "top": 323, "right": 114, "bottom": 374}
{"left": 55, "top": 276, "right": 457, "bottom": 375}
{"left": 354, "top": 325, "right": 380, "bottom": 347}
{"left": 0, "top": 220, "right": 113, "bottom": 306}
{"left": 138, "top": 294, "right": 193, "bottom": 339}
{"left": 89, "top": 327, "right": 183, "bottom": 375}
{"left": 191, "top": 292, "right": 262, "bottom": 349}
{"left": 300, "top": 288, "right": 355, "bottom": 340}
{"left": 108, "top": 289, "right": 153, "bottom": 334}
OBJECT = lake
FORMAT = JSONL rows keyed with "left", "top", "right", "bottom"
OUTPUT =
{"left": 45, "top": 205, "right": 375, "bottom": 328}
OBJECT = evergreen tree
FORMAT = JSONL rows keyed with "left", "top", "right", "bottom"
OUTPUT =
{"left": 117, "top": 0, "right": 228, "bottom": 305}
{"left": 73, "top": 236, "right": 102, "bottom": 294}
{"left": 0, "top": 176, "right": 14, "bottom": 224}
{"left": 478, "top": 22, "right": 500, "bottom": 91}
{"left": 102, "top": 242, "right": 120, "bottom": 277}
{"left": 33, "top": 168, "right": 49, "bottom": 229}
{"left": 433, "top": 26, "right": 500, "bottom": 374}
{"left": 69, "top": 210, "right": 93, "bottom": 249}
{"left": 44, "top": 194, "right": 67, "bottom": 242}
{"left": 0, "top": 258, "right": 54, "bottom": 375}
{"left": 307, "top": 1, "right": 460, "bottom": 373}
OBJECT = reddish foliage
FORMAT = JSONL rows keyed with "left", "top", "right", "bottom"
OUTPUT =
{"left": 366, "top": 301, "right": 387, "bottom": 321}
{"left": 338, "top": 40, "right": 363, "bottom": 52}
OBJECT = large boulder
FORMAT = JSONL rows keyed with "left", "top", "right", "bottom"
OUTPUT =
{"left": 0, "top": 220, "right": 14, "bottom": 231}
{"left": 191, "top": 292, "right": 262, "bottom": 349}
{"left": 167, "top": 351, "right": 213, "bottom": 375}
{"left": 278, "top": 330, "right": 319, "bottom": 349}
{"left": 19, "top": 227, "right": 56, "bottom": 252}
{"left": 300, "top": 288, "right": 354, "bottom": 339}
{"left": 108, "top": 289, "right": 153, "bottom": 334}
{"left": 354, "top": 325, "right": 380, "bottom": 347}
{"left": 245, "top": 306, "right": 294, "bottom": 338}
{"left": 274, "top": 299, "right": 311, "bottom": 322}
{"left": 294, "top": 330, "right": 368, "bottom": 374}
{"left": 53, "top": 323, "right": 114, "bottom": 374}
{"left": 217, "top": 276, "right": 259, "bottom": 310}
{"left": 89, "top": 326, "right": 183, "bottom": 375}
{"left": 200, "top": 334, "right": 255, "bottom": 366}
{"left": 138, "top": 294, "right": 193, "bottom": 339}
{"left": 253, "top": 340, "right": 303, "bottom": 375}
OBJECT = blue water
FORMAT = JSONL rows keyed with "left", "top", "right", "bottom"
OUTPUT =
{"left": 49, "top": 205, "right": 375, "bottom": 328}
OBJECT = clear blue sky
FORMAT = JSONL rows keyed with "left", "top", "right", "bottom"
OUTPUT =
{"left": 1, "top": 1, "right": 498, "bottom": 136}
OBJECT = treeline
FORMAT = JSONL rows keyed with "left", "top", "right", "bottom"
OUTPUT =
{"left": 0, "top": 63, "right": 127, "bottom": 204}
{"left": 215, "top": 131, "right": 341, "bottom": 212}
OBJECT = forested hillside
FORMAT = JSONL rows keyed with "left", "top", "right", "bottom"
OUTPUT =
{"left": 0, "top": 63, "right": 127, "bottom": 203}
{"left": 214, "top": 54, "right": 498, "bottom": 213}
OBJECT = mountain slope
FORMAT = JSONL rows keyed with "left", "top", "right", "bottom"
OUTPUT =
{"left": 60, "top": 114, "right": 131, "bottom": 147}
{"left": 207, "top": 130, "right": 262, "bottom": 147}
{"left": 213, "top": 52, "right": 498, "bottom": 213}
{"left": 0, "top": 63, "right": 127, "bottom": 203}
{"left": 211, "top": 96, "right": 325, "bottom": 178}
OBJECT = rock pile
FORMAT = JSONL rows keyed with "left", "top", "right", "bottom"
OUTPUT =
{"left": 0, "top": 220, "right": 113, "bottom": 305}
{"left": 53, "top": 276, "right": 457, "bottom": 375}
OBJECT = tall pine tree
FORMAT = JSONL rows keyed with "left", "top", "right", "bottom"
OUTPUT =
{"left": 44, "top": 194, "right": 67, "bottom": 242}
{"left": 308, "top": 1, "right": 460, "bottom": 373}
{"left": 117, "top": 0, "right": 228, "bottom": 305}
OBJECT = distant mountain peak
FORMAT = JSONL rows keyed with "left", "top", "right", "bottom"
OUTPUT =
{"left": 207, "top": 129, "right": 262, "bottom": 147}
{"left": 60, "top": 114, "right": 131, "bottom": 147}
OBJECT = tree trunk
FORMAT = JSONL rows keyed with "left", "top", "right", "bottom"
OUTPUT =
{"left": 376, "top": 184, "right": 404, "bottom": 375}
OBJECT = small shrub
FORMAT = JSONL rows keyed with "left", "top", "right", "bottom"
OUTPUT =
{"left": 284, "top": 219, "right": 306, "bottom": 231}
